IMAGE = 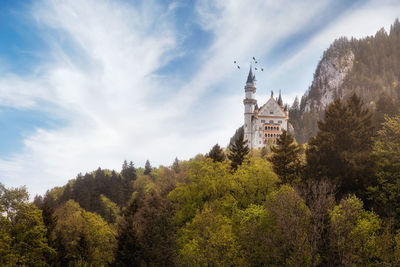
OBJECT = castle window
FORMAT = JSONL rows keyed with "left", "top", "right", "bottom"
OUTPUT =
{"left": 278, "top": 120, "right": 282, "bottom": 123}
{"left": 269, "top": 120, "right": 273, "bottom": 123}
{"left": 261, "top": 120, "right": 265, "bottom": 123}
{"left": 270, "top": 111, "right": 273, "bottom": 114}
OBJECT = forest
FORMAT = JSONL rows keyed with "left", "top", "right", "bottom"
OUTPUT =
{"left": 1, "top": 92, "right": 400, "bottom": 266}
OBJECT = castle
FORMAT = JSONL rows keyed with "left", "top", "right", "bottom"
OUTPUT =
{"left": 243, "top": 67, "right": 292, "bottom": 149}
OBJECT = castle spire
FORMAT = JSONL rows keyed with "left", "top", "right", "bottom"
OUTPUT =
{"left": 278, "top": 89, "right": 283, "bottom": 106}
{"left": 246, "top": 65, "right": 256, "bottom": 84}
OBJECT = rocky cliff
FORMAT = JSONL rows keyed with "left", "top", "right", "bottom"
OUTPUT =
{"left": 291, "top": 19, "right": 400, "bottom": 144}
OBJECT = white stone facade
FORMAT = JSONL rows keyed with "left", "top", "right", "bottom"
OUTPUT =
{"left": 243, "top": 68, "right": 289, "bottom": 149}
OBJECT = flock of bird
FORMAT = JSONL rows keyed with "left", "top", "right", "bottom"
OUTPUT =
{"left": 234, "top": 57, "right": 264, "bottom": 71}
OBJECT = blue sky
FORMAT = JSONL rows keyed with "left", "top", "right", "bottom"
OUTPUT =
{"left": 0, "top": 0, "right": 399, "bottom": 196}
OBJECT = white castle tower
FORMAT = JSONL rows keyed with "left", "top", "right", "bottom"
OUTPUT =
{"left": 243, "top": 67, "right": 257, "bottom": 147}
{"left": 242, "top": 67, "right": 291, "bottom": 149}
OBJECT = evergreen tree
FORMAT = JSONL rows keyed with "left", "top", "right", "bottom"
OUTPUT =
{"left": 172, "top": 157, "right": 180, "bottom": 173}
{"left": 115, "top": 197, "right": 142, "bottom": 266}
{"left": 121, "top": 160, "right": 136, "bottom": 180}
{"left": 305, "top": 93, "right": 374, "bottom": 199}
{"left": 228, "top": 131, "right": 249, "bottom": 171}
{"left": 144, "top": 160, "right": 152, "bottom": 175}
{"left": 208, "top": 144, "right": 226, "bottom": 162}
{"left": 374, "top": 93, "right": 398, "bottom": 129}
{"left": 269, "top": 130, "right": 301, "bottom": 185}
{"left": 368, "top": 115, "right": 400, "bottom": 223}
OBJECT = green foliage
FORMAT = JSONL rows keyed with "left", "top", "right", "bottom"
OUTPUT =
{"left": 328, "top": 195, "right": 381, "bottom": 265}
{"left": 305, "top": 94, "right": 374, "bottom": 198}
{"left": 269, "top": 130, "right": 301, "bottom": 185}
{"left": 230, "top": 157, "right": 280, "bottom": 209}
{"left": 115, "top": 166, "right": 179, "bottom": 266}
{"left": 46, "top": 167, "right": 133, "bottom": 223}
{"left": 237, "top": 186, "right": 312, "bottom": 266}
{"left": 0, "top": 183, "right": 53, "bottom": 266}
{"left": 207, "top": 143, "right": 226, "bottom": 162}
{"left": 169, "top": 158, "right": 232, "bottom": 225}
{"left": 368, "top": 115, "right": 400, "bottom": 222}
{"left": 100, "top": 194, "right": 121, "bottom": 224}
{"left": 52, "top": 200, "right": 116, "bottom": 266}
{"left": 228, "top": 131, "right": 250, "bottom": 171}
{"left": 177, "top": 206, "right": 244, "bottom": 266}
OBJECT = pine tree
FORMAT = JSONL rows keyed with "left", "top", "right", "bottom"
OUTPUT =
{"left": 305, "top": 93, "right": 374, "bottom": 198}
{"left": 115, "top": 196, "right": 142, "bottom": 266}
{"left": 144, "top": 160, "right": 152, "bottom": 175}
{"left": 269, "top": 130, "right": 301, "bottom": 185}
{"left": 121, "top": 160, "right": 136, "bottom": 180}
{"left": 208, "top": 144, "right": 226, "bottom": 162}
{"left": 368, "top": 115, "right": 400, "bottom": 222}
{"left": 374, "top": 93, "right": 398, "bottom": 129}
{"left": 228, "top": 131, "right": 249, "bottom": 171}
{"left": 172, "top": 157, "right": 180, "bottom": 173}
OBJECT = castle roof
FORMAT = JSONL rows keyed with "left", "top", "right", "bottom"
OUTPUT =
{"left": 246, "top": 66, "right": 256, "bottom": 83}
{"left": 256, "top": 92, "right": 287, "bottom": 117}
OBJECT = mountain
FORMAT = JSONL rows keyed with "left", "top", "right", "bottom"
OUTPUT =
{"left": 291, "top": 19, "right": 400, "bottom": 144}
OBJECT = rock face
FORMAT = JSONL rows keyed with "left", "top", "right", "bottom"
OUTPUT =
{"left": 290, "top": 20, "right": 400, "bottom": 144}
{"left": 304, "top": 46, "right": 354, "bottom": 113}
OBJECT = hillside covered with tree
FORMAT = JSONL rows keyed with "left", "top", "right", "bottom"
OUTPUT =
{"left": 2, "top": 94, "right": 400, "bottom": 265}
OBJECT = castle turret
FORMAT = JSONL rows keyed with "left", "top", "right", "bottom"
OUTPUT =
{"left": 243, "top": 66, "right": 257, "bottom": 148}
{"left": 277, "top": 89, "right": 283, "bottom": 106}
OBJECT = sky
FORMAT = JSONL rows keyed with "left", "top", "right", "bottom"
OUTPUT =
{"left": 0, "top": 0, "right": 399, "bottom": 197}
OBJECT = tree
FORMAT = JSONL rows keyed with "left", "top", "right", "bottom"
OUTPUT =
{"left": 374, "top": 93, "right": 398, "bottom": 129}
{"left": 0, "top": 183, "right": 54, "bottom": 266}
{"left": 144, "top": 160, "right": 152, "bottom": 175}
{"left": 52, "top": 200, "right": 116, "bottom": 266}
{"left": 328, "top": 195, "right": 381, "bottom": 265}
{"left": 300, "top": 179, "right": 336, "bottom": 266}
{"left": 208, "top": 143, "right": 226, "bottom": 162}
{"left": 115, "top": 195, "right": 142, "bottom": 266}
{"left": 269, "top": 130, "right": 301, "bottom": 185}
{"left": 305, "top": 94, "right": 374, "bottom": 198}
{"left": 116, "top": 168, "right": 179, "bottom": 266}
{"left": 177, "top": 206, "right": 244, "bottom": 266}
{"left": 228, "top": 131, "right": 249, "bottom": 171}
{"left": 172, "top": 157, "right": 180, "bottom": 173}
{"left": 121, "top": 160, "right": 136, "bottom": 181}
{"left": 368, "top": 115, "right": 400, "bottom": 223}
{"left": 100, "top": 194, "right": 121, "bottom": 224}
{"left": 238, "top": 186, "right": 312, "bottom": 266}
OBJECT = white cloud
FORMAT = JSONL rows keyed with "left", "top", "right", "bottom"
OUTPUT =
{"left": 0, "top": 0, "right": 180, "bottom": 195}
